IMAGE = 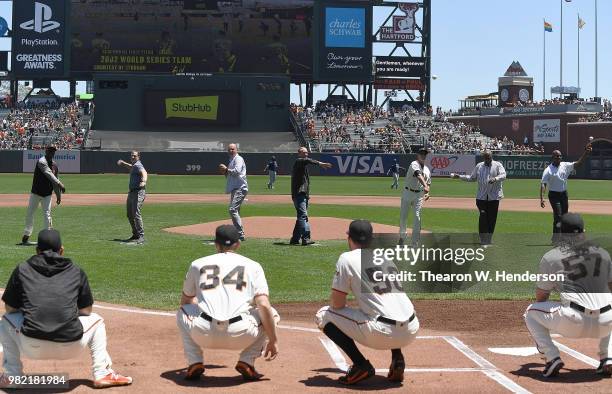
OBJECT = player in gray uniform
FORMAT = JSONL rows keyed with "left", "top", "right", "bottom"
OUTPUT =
{"left": 264, "top": 156, "right": 278, "bottom": 189}
{"left": 524, "top": 213, "right": 612, "bottom": 377}
{"left": 117, "top": 151, "right": 147, "bottom": 245}
{"left": 386, "top": 159, "right": 405, "bottom": 189}
{"left": 219, "top": 144, "right": 248, "bottom": 241}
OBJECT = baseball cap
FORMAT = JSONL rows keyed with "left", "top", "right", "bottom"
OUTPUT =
{"left": 215, "top": 225, "right": 240, "bottom": 246}
{"left": 561, "top": 213, "right": 584, "bottom": 234}
{"left": 347, "top": 220, "right": 373, "bottom": 245}
{"left": 37, "top": 229, "right": 62, "bottom": 252}
{"left": 417, "top": 148, "right": 429, "bottom": 156}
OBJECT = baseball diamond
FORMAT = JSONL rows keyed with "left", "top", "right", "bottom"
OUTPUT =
{"left": 2, "top": 0, "right": 612, "bottom": 392}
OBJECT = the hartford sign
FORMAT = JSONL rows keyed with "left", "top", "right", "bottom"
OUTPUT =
{"left": 12, "top": 0, "right": 68, "bottom": 77}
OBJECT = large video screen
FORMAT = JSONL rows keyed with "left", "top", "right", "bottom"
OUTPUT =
{"left": 70, "top": 0, "right": 314, "bottom": 80}
{"left": 143, "top": 90, "right": 241, "bottom": 128}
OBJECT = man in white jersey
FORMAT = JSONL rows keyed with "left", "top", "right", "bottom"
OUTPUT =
{"left": 540, "top": 143, "right": 591, "bottom": 244}
{"left": 177, "top": 225, "right": 280, "bottom": 381}
{"left": 400, "top": 148, "right": 431, "bottom": 246}
{"left": 524, "top": 213, "right": 612, "bottom": 378}
{"left": 316, "top": 220, "right": 419, "bottom": 385}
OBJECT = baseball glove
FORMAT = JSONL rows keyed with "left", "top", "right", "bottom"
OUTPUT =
{"left": 218, "top": 164, "right": 228, "bottom": 175}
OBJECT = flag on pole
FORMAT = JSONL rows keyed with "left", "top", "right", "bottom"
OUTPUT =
{"left": 544, "top": 21, "right": 553, "bottom": 32}
{"left": 578, "top": 17, "right": 586, "bottom": 29}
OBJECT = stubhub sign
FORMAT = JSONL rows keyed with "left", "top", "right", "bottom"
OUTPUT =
{"left": 321, "top": 154, "right": 399, "bottom": 176}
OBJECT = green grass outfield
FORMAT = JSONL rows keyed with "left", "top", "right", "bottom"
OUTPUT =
{"left": 1, "top": 173, "right": 611, "bottom": 200}
{"left": 1, "top": 202, "right": 611, "bottom": 310}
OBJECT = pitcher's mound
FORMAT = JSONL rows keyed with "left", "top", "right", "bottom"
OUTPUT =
{"left": 164, "top": 216, "right": 401, "bottom": 240}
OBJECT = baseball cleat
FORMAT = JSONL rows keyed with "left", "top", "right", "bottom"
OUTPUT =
{"left": 185, "top": 362, "right": 205, "bottom": 380}
{"left": 339, "top": 361, "right": 375, "bottom": 385}
{"left": 542, "top": 357, "right": 564, "bottom": 378}
{"left": 289, "top": 239, "right": 300, "bottom": 245}
{"left": 387, "top": 356, "right": 405, "bottom": 382}
{"left": 235, "top": 361, "right": 263, "bottom": 381}
{"left": 21, "top": 235, "right": 29, "bottom": 245}
{"left": 302, "top": 239, "right": 316, "bottom": 246}
{"left": 93, "top": 371, "right": 133, "bottom": 388}
{"left": 596, "top": 358, "right": 612, "bottom": 375}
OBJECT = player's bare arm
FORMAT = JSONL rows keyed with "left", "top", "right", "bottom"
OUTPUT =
{"left": 180, "top": 292, "right": 197, "bottom": 306}
{"left": 318, "top": 161, "right": 333, "bottom": 169}
{"left": 140, "top": 168, "right": 148, "bottom": 188}
{"left": 4, "top": 303, "right": 18, "bottom": 313}
{"left": 330, "top": 289, "right": 347, "bottom": 309}
{"left": 117, "top": 159, "right": 133, "bottom": 170}
{"left": 573, "top": 142, "right": 593, "bottom": 168}
{"left": 540, "top": 183, "right": 547, "bottom": 208}
{"left": 79, "top": 306, "right": 93, "bottom": 316}
{"left": 254, "top": 294, "right": 279, "bottom": 360}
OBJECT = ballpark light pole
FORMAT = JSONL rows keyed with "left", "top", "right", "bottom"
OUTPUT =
{"left": 543, "top": 18, "right": 546, "bottom": 101}
{"left": 560, "top": 0, "right": 563, "bottom": 95}
{"left": 595, "top": 0, "right": 598, "bottom": 98}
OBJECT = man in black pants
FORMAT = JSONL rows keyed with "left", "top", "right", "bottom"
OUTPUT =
{"left": 540, "top": 143, "right": 591, "bottom": 244}
{"left": 451, "top": 150, "right": 506, "bottom": 246}
{"left": 289, "top": 147, "right": 332, "bottom": 246}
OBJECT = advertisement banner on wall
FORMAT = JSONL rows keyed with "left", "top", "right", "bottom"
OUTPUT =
{"left": 495, "top": 156, "right": 550, "bottom": 178}
{"left": 425, "top": 154, "right": 475, "bottom": 177}
{"left": 12, "top": 0, "right": 69, "bottom": 77}
{"left": 374, "top": 78, "right": 424, "bottom": 91}
{"left": 375, "top": 56, "right": 426, "bottom": 78}
{"left": 533, "top": 119, "right": 561, "bottom": 142}
{"left": 314, "top": 1, "right": 373, "bottom": 82}
{"left": 320, "top": 153, "right": 400, "bottom": 176}
{"left": 23, "top": 150, "right": 81, "bottom": 173}
{"left": 378, "top": 2, "right": 419, "bottom": 42}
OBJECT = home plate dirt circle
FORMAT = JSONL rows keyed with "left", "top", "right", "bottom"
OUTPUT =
{"left": 164, "top": 216, "right": 403, "bottom": 240}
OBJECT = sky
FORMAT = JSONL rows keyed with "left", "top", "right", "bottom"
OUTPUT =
{"left": 0, "top": 0, "right": 610, "bottom": 110}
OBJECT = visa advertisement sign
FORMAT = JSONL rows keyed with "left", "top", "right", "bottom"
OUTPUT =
{"left": 165, "top": 96, "right": 219, "bottom": 120}
{"left": 321, "top": 154, "right": 400, "bottom": 176}
{"left": 325, "top": 7, "right": 365, "bottom": 48}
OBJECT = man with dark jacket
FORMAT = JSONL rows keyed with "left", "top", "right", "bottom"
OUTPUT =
{"left": 22, "top": 145, "right": 66, "bottom": 245}
{"left": 289, "top": 147, "right": 332, "bottom": 245}
{"left": 0, "top": 229, "right": 133, "bottom": 388}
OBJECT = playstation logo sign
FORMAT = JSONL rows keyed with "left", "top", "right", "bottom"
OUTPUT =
{"left": 20, "top": 2, "right": 60, "bottom": 33}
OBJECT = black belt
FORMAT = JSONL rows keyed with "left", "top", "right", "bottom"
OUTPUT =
{"left": 405, "top": 187, "right": 422, "bottom": 193}
{"left": 129, "top": 187, "right": 145, "bottom": 192}
{"left": 200, "top": 312, "right": 243, "bottom": 324}
{"left": 377, "top": 313, "right": 416, "bottom": 326}
{"left": 569, "top": 302, "right": 611, "bottom": 314}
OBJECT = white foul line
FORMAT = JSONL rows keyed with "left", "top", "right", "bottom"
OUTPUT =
{"left": 319, "top": 337, "right": 349, "bottom": 372}
{"left": 444, "top": 336, "right": 531, "bottom": 394}
{"left": 553, "top": 340, "right": 599, "bottom": 367}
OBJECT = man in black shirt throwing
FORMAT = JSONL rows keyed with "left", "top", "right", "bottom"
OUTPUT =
{"left": 290, "top": 147, "right": 332, "bottom": 245}
{"left": 0, "top": 229, "right": 132, "bottom": 388}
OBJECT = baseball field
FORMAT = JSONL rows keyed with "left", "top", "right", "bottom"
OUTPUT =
{"left": 1, "top": 173, "right": 611, "bottom": 393}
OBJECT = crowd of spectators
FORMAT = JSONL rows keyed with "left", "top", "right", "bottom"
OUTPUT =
{"left": 582, "top": 99, "right": 612, "bottom": 122}
{"left": 291, "top": 103, "right": 404, "bottom": 153}
{"left": 0, "top": 102, "right": 86, "bottom": 150}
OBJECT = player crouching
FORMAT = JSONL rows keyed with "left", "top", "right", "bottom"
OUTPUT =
{"left": 0, "top": 229, "right": 132, "bottom": 389}
{"left": 524, "top": 213, "right": 612, "bottom": 378}
{"left": 177, "top": 225, "right": 280, "bottom": 382}
{"left": 315, "top": 220, "right": 419, "bottom": 385}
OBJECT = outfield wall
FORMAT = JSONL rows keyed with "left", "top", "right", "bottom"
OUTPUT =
{"left": 0, "top": 151, "right": 595, "bottom": 178}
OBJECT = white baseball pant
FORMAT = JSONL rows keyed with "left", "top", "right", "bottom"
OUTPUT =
{"left": 399, "top": 189, "right": 424, "bottom": 245}
{"left": 23, "top": 193, "right": 53, "bottom": 237}
{"left": 0, "top": 312, "right": 114, "bottom": 380}
{"left": 391, "top": 173, "right": 399, "bottom": 189}
{"left": 524, "top": 302, "right": 612, "bottom": 362}
{"left": 315, "top": 306, "right": 419, "bottom": 350}
{"left": 177, "top": 304, "right": 280, "bottom": 367}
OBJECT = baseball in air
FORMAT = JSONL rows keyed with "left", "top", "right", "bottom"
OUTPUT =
{"left": 589, "top": 136, "right": 594, "bottom": 142}
{"left": 432, "top": 75, "right": 438, "bottom": 80}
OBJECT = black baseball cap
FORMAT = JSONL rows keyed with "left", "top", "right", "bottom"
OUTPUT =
{"left": 348, "top": 220, "right": 373, "bottom": 245}
{"left": 37, "top": 229, "right": 62, "bottom": 252}
{"left": 417, "top": 148, "right": 429, "bottom": 156}
{"left": 561, "top": 213, "right": 584, "bottom": 234}
{"left": 215, "top": 225, "right": 240, "bottom": 246}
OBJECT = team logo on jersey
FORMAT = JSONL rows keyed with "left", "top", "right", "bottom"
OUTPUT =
{"left": 20, "top": 2, "right": 61, "bottom": 34}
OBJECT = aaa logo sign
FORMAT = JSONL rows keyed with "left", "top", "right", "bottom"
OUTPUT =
{"left": 165, "top": 96, "right": 219, "bottom": 120}
{"left": 426, "top": 154, "right": 475, "bottom": 177}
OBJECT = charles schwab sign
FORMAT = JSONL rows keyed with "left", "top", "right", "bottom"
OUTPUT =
{"left": 12, "top": 1, "right": 69, "bottom": 77}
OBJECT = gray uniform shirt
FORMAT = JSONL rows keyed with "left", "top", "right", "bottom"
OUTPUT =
{"left": 226, "top": 154, "right": 248, "bottom": 193}
{"left": 459, "top": 160, "right": 507, "bottom": 200}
